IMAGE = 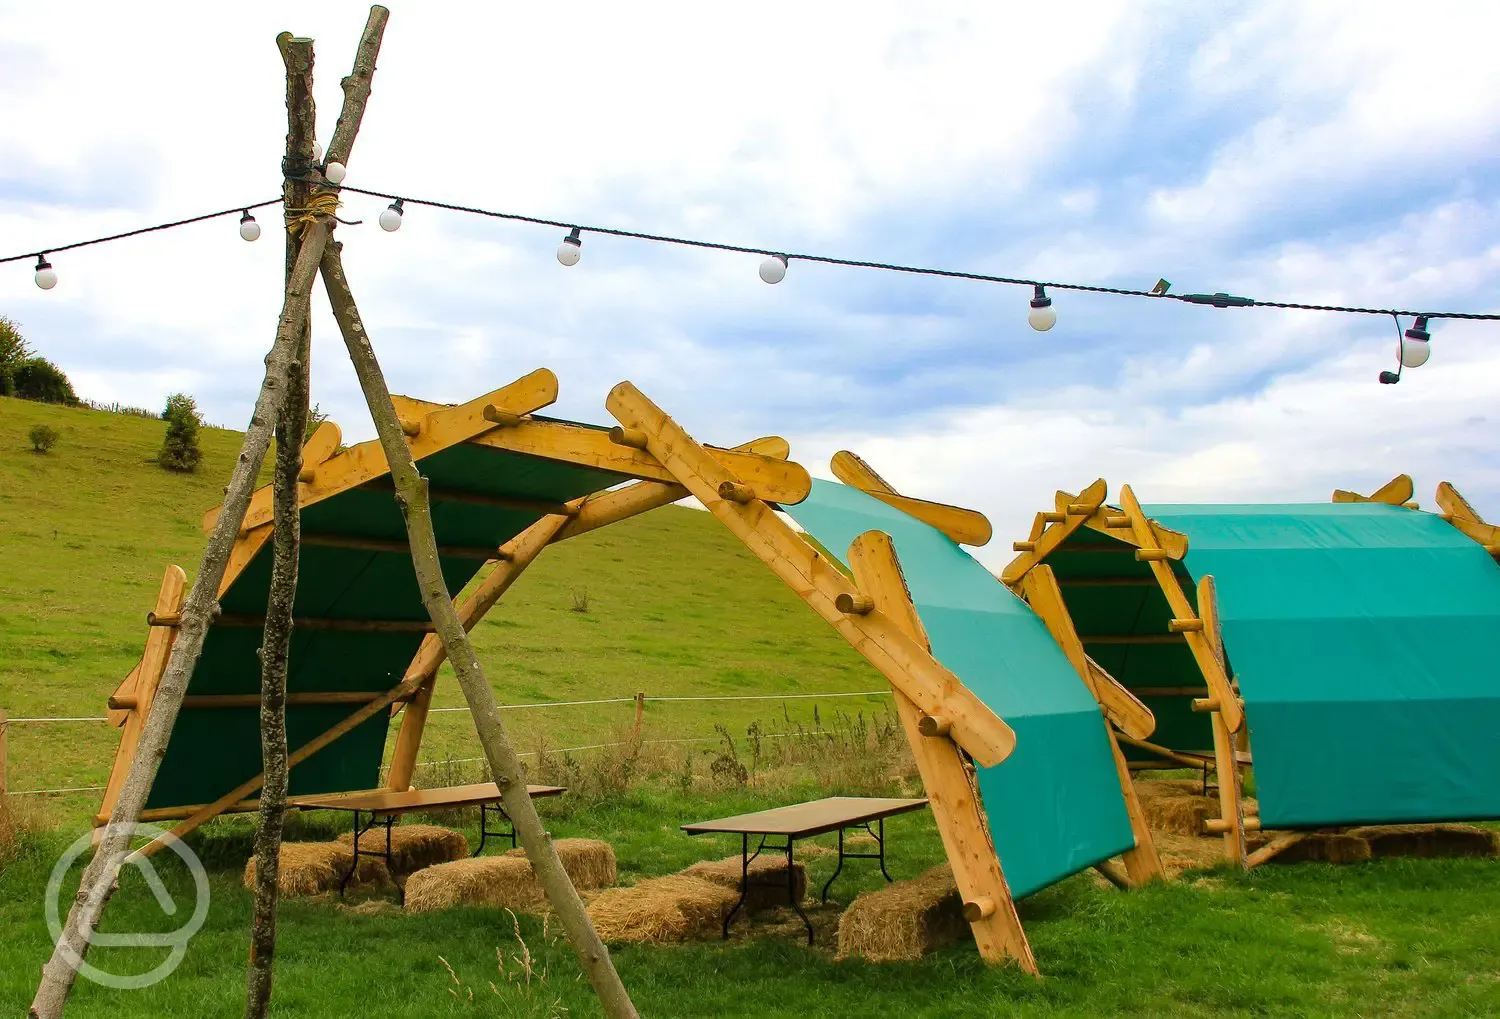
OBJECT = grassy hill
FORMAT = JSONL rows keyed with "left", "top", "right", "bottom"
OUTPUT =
{"left": 0, "top": 395, "right": 882, "bottom": 822}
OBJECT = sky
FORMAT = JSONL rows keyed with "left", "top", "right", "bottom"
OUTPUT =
{"left": 1, "top": 1, "right": 1497, "bottom": 566}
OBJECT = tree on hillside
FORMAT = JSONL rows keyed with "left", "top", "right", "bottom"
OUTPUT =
{"left": 1, "top": 316, "right": 78, "bottom": 404}
{"left": 158, "top": 392, "right": 203, "bottom": 472}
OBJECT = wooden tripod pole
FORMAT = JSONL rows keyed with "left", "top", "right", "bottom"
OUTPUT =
{"left": 319, "top": 242, "right": 638, "bottom": 1019}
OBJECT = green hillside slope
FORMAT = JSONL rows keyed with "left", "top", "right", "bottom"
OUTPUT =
{"left": 0, "top": 396, "right": 883, "bottom": 822}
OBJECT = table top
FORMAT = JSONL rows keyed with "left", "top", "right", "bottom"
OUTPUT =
{"left": 288, "top": 782, "right": 566, "bottom": 816}
{"left": 681, "top": 796, "right": 929, "bottom": 839}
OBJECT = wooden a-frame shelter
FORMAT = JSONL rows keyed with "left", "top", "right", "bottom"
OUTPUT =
{"left": 101, "top": 372, "right": 1172, "bottom": 974}
{"left": 1002, "top": 473, "right": 1500, "bottom": 869}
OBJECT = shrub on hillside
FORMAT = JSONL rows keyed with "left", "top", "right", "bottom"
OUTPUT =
{"left": 6, "top": 357, "right": 77, "bottom": 404}
{"left": 28, "top": 424, "right": 60, "bottom": 453}
{"left": 158, "top": 392, "right": 203, "bottom": 472}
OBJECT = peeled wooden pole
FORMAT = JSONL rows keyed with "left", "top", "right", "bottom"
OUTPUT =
{"left": 318, "top": 243, "right": 638, "bottom": 1019}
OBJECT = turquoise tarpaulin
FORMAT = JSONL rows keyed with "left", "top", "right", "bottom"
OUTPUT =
{"left": 785, "top": 480, "right": 1136, "bottom": 898}
{"left": 1143, "top": 501, "right": 1500, "bottom": 828}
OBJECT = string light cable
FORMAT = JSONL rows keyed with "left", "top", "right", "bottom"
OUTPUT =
{"left": 6, "top": 183, "right": 1498, "bottom": 346}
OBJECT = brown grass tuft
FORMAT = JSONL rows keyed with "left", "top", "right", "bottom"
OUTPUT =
{"left": 335, "top": 824, "right": 469, "bottom": 875}
{"left": 405, "top": 839, "right": 616, "bottom": 915}
{"left": 679, "top": 853, "right": 807, "bottom": 913}
{"left": 586, "top": 875, "right": 739, "bottom": 943}
{"left": 835, "top": 864, "right": 968, "bottom": 962}
{"left": 242, "top": 842, "right": 391, "bottom": 897}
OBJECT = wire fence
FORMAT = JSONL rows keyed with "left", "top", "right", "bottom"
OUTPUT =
{"left": 0, "top": 688, "right": 894, "bottom": 797}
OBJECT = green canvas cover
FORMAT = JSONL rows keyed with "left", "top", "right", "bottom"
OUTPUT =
{"left": 1140, "top": 502, "right": 1500, "bottom": 829}
{"left": 784, "top": 480, "right": 1136, "bottom": 899}
{"left": 145, "top": 430, "right": 632, "bottom": 811}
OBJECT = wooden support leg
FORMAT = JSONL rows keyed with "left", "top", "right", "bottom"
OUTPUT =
{"left": 1197, "top": 575, "right": 1248, "bottom": 869}
{"left": 98, "top": 565, "right": 187, "bottom": 826}
{"left": 848, "top": 531, "right": 1037, "bottom": 973}
{"left": 1018, "top": 566, "right": 1164, "bottom": 886}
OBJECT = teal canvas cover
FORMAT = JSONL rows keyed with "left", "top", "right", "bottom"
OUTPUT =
{"left": 784, "top": 480, "right": 1136, "bottom": 898}
{"left": 1139, "top": 502, "right": 1500, "bottom": 829}
{"left": 146, "top": 427, "right": 633, "bottom": 811}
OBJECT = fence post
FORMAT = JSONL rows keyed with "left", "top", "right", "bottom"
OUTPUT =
{"left": 632, "top": 692, "right": 645, "bottom": 741}
{"left": 0, "top": 709, "right": 8, "bottom": 799}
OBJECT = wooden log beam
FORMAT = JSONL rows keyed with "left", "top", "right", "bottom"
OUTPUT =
{"left": 1436, "top": 481, "right": 1500, "bottom": 548}
{"left": 1198, "top": 574, "right": 1249, "bottom": 869}
{"left": 300, "top": 532, "right": 507, "bottom": 560}
{"left": 1000, "top": 480, "right": 1108, "bottom": 585}
{"left": 110, "top": 691, "right": 408, "bottom": 710}
{"left": 1332, "top": 473, "right": 1413, "bottom": 506}
{"left": 359, "top": 475, "right": 578, "bottom": 517}
{"left": 829, "top": 450, "right": 993, "bottom": 546}
{"left": 847, "top": 529, "right": 1036, "bottom": 972}
{"left": 1116, "top": 484, "right": 1244, "bottom": 733}
{"left": 606, "top": 380, "right": 1015, "bottom": 768}
{"left": 214, "top": 614, "right": 434, "bottom": 633}
{"left": 1079, "top": 634, "right": 1186, "bottom": 645}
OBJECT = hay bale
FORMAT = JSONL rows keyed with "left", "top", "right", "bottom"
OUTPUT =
{"left": 679, "top": 853, "right": 807, "bottom": 913}
{"left": 405, "top": 838, "right": 616, "bottom": 914}
{"left": 586, "top": 875, "right": 738, "bottom": 944}
{"left": 335, "top": 823, "right": 468, "bottom": 875}
{"left": 835, "top": 865, "right": 967, "bottom": 962}
{"left": 1356, "top": 824, "right": 1500, "bottom": 860}
{"left": 1250, "top": 832, "right": 1372, "bottom": 865}
{"left": 503, "top": 838, "right": 617, "bottom": 890}
{"left": 1136, "top": 780, "right": 1215, "bottom": 836}
{"left": 242, "top": 842, "right": 390, "bottom": 897}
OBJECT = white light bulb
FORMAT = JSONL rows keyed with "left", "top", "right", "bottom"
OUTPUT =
{"left": 556, "top": 228, "right": 582, "bottom": 266}
{"left": 759, "top": 255, "right": 788, "bottom": 284}
{"left": 33, "top": 257, "right": 57, "bottom": 290}
{"left": 238, "top": 211, "right": 261, "bottom": 242}
{"left": 325, "top": 161, "right": 347, "bottom": 184}
{"left": 379, "top": 201, "right": 404, "bottom": 232}
{"left": 311, "top": 141, "right": 324, "bottom": 163}
{"left": 1400, "top": 336, "right": 1430, "bottom": 368}
{"left": 1027, "top": 304, "right": 1057, "bottom": 331}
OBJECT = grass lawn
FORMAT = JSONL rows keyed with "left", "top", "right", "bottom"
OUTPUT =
{"left": 3, "top": 782, "right": 1500, "bottom": 1018}
{"left": 0, "top": 396, "right": 881, "bottom": 827}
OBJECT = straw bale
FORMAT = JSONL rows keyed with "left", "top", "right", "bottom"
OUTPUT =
{"left": 679, "top": 853, "right": 807, "bottom": 913}
{"left": 405, "top": 838, "right": 615, "bottom": 914}
{"left": 587, "top": 875, "right": 739, "bottom": 944}
{"left": 504, "top": 837, "right": 617, "bottom": 890}
{"left": 336, "top": 823, "right": 468, "bottom": 875}
{"left": 1136, "top": 780, "right": 1215, "bottom": 836}
{"left": 1253, "top": 823, "right": 1500, "bottom": 865}
{"left": 835, "top": 864, "right": 967, "bottom": 962}
{"left": 242, "top": 842, "right": 391, "bottom": 897}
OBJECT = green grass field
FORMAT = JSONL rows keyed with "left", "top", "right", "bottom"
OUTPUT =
{"left": 4, "top": 395, "right": 1500, "bottom": 1018}
{"left": 0, "top": 395, "right": 883, "bottom": 824}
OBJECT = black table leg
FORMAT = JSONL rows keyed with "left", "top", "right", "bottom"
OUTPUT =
{"left": 786, "top": 837, "right": 813, "bottom": 945}
{"left": 820, "top": 828, "right": 847, "bottom": 904}
{"left": 722, "top": 833, "right": 750, "bottom": 939}
{"left": 340, "top": 810, "right": 376, "bottom": 897}
{"left": 821, "top": 819, "right": 895, "bottom": 903}
{"left": 473, "top": 802, "right": 517, "bottom": 857}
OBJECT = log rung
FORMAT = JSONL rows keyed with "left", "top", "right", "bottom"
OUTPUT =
{"left": 1135, "top": 548, "right": 1170, "bottom": 561}
{"left": 1066, "top": 502, "right": 1095, "bottom": 515}
{"left": 482, "top": 405, "right": 525, "bottom": 428}
{"left": 1103, "top": 514, "right": 1130, "bottom": 527}
{"left": 718, "top": 480, "right": 755, "bottom": 504}
{"left": 608, "top": 426, "right": 649, "bottom": 450}
{"left": 835, "top": 592, "right": 875, "bottom": 615}
{"left": 1204, "top": 816, "right": 1261, "bottom": 834}
{"left": 1012, "top": 541, "right": 1036, "bottom": 552}
{"left": 147, "top": 612, "right": 182, "bottom": 627}
{"left": 916, "top": 713, "right": 951, "bottom": 737}
{"left": 1041, "top": 511, "right": 1066, "bottom": 523}
{"left": 961, "top": 896, "right": 996, "bottom": 922}
{"left": 399, "top": 417, "right": 422, "bottom": 437}
{"left": 1168, "top": 618, "right": 1205, "bottom": 633}
{"left": 1191, "top": 697, "right": 1220, "bottom": 713}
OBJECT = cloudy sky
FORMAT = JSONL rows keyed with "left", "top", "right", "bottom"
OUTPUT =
{"left": 2, "top": 1, "right": 1497, "bottom": 565}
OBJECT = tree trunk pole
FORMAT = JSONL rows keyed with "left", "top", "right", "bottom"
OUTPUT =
{"left": 243, "top": 28, "right": 320, "bottom": 1019}
{"left": 32, "top": 9, "right": 388, "bottom": 1017}
{"left": 28, "top": 228, "right": 328, "bottom": 1019}
{"left": 318, "top": 242, "right": 639, "bottom": 1019}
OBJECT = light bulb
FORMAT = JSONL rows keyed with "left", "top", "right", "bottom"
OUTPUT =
{"left": 556, "top": 227, "right": 582, "bottom": 266}
{"left": 379, "top": 199, "right": 404, "bottom": 232}
{"left": 238, "top": 210, "right": 261, "bottom": 242}
{"left": 759, "top": 254, "right": 788, "bottom": 284}
{"left": 1028, "top": 284, "right": 1057, "bottom": 331}
{"left": 311, "top": 140, "right": 324, "bottom": 163}
{"left": 1400, "top": 335, "right": 1430, "bottom": 368}
{"left": 1400, "top": 316, "right": 1431, "bottom": 368}
{"left": 325, "top": 160, "right": 347, "bottom": 184}
{"left": 34, "top": 255, "right": 56, "bottom": 290}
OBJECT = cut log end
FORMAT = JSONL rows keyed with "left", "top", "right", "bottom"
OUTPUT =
{"left": 1012, "top": 541, "right": 1036, "bottom": 552}
{"left": 1135, "top": 549, "right": 1170, "bottom": 561}
{"left": 718, "top": 481, "right": 755, "bottom": 504}
{"left": 608, "top": 426, "right": 649, "bottom": 450}
{"left": 835, "top": 592, "right": 875, "bottom": 615}
{"left": 961, "top": 896, "right": 996, "bottom": 922}
{"left": 482, "top": 405, "right": 525, "bottom": 428}
{"left": 916, "top": 714, "right": 951, "bottom": 738}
